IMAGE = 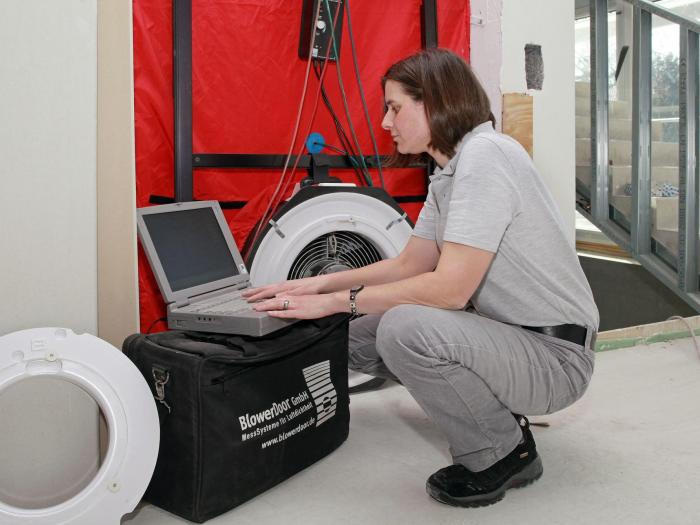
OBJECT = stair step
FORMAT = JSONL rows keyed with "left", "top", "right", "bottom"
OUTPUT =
{"left": 576, "top": 97, "right": 631, "bottom": 118}
{"left": 576, "top": 95, "right": 679, "bottom": 120}
{"left": 651, "top": 228, "right": 679, "bottom": 258}
{"left": 576, "top": 81, "right": 590, "bottom": 99}
{"left": 654, "top": 196, "right": 679, "bottom": 232}
{"left": 576, "top": 165, "right": 680, "bottom": 193}
{"left": 576, "top": 116, "right": 667, "bottom": 142}
{"left": 577, "top": 138, "right": 679, "bottom": 167}
{"left": 652, "top": 106, "right": 680, "bottom": 119}
{"left": 609, "top": 195, "right": 679, "bottom": 233}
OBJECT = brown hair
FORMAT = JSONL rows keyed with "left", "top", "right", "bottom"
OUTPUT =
{"left": 382, "top": 48, "right": 495, "bottom": 167}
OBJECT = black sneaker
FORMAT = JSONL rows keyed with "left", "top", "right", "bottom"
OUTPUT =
{"left": 426, "top": 415, "right": 543, "bottom": 507}
{"left": 348, "top": 370, "right": 386, "bottom": 394}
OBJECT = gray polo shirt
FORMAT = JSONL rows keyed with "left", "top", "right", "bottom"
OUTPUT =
{"left": 413, "top": 122, "right": 599, "bottom": 331}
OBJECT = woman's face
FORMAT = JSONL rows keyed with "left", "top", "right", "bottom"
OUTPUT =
{"left": 381, "top": 80, "right": 431, "bottom": 156}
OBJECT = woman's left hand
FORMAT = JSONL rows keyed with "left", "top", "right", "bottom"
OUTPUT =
{"left": 252, "top": 293, "right": 342, "bottom": 320}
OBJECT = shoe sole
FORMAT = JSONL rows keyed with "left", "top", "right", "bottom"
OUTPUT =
{"left": 348, "top": 376, "right": 386, "bottom": 394}
{"left": 425, "top": 456, "right": 543, "bottom": 508}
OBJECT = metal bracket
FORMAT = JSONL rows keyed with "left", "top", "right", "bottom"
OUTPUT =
{"left": 385, "top": 212, "right": 407, "bottom": 231}
{"left": 152, "top": 367, "right": 172, "bottom": 414}
{"left": 269, "top": 220, "right": 286, "bottom": 239}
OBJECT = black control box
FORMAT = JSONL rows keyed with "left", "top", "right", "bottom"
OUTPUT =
{"left": 299, "top": 0, "right": 344, "bottom": 61}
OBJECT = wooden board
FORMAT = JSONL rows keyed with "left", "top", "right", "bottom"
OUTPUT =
{"left": 576, "top": 240, "right": 633, "bottom": 259}
{"left": 502, "top": 93, "right": 533, "bottom": 157}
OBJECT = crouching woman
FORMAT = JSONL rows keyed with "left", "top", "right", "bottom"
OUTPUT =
{"left": 246, "top": 48, "right": 598, "bottom": 508}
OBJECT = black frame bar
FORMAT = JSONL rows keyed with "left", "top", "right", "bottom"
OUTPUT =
{"left": 193, "top": 153, "right": 389, "bottom": 169}
{"left": 173, "top": 0, "right": 193, "bottom": 202}
{"left": 172, "top": 0, "right": 439, "bottom": 202}
{"left": 421, "top": 0, "right": 438, "bottom": 49}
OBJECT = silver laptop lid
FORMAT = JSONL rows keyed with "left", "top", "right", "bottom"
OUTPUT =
{"left": 137, "top": 200, "right": 249, "bottom": 305}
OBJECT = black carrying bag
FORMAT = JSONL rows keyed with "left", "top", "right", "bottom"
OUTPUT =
{"left": 122, "top": 313, "right": 350, "bottom": 523}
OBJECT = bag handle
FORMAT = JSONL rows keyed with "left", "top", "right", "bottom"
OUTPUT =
{"left": 206, "top": 314, "right": 349, "bottom": 364}
{"left": 184, "top": 331, "right": 260, "bottom": 357}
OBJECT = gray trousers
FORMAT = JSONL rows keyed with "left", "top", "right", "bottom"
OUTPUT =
{"left": 348, "top": 305, "right": 595, "bottom": 471}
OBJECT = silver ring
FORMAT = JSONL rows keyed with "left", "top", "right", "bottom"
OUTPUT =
{"left": 282, "top": 299, "right": 289, "bottom": 311}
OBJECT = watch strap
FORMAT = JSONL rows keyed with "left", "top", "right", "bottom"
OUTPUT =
{"left": 349, "top": 285, "right": 365, "bottom": 315}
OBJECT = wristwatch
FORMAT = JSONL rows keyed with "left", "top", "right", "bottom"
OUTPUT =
{"left": 349, "top": 285, "right": 365, "bottom": 315}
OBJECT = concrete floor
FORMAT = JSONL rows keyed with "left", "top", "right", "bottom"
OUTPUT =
{"left": 123, "top": 336, "right": 700, "bottom": 525}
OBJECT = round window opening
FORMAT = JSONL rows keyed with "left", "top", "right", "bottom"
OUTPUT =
{"left": 0, "top": 376, "right": 108, "bottom": 509}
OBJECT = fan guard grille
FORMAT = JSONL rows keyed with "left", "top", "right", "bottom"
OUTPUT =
{"left": 287, "top": 231, "right": 383, "bottom": 280}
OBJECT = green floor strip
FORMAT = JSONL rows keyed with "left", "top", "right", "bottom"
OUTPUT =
{"left": 595, "top": 327, "right": 700, "bottom": 352}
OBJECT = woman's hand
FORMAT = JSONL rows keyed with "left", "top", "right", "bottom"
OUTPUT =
{"left": 242, "top": 275, "right": 325, "bottom": 302}
{"left": 252, "top": 293, "right": 343, "bottom": 320}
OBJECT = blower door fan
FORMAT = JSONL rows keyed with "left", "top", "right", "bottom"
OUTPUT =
{"left": 247, "top": 187, "right": 413, "bottom": 287}
{"left": 288, "top": 231, "right": 383, "bottom": 279}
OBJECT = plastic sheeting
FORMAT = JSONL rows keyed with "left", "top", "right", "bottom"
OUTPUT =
{"left": 134, "top": 0, "right": 471, "bottom": 332}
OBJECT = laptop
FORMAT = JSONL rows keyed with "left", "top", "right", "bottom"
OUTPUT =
{"left": 136, "top": 200, "right": 297, "bottom": 336}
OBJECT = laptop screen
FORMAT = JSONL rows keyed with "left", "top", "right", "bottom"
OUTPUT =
{"left": 142, "top": 207, "right": 240, "bottom": 292}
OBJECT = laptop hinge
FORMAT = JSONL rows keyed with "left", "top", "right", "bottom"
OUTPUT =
{"left": 174, "top": 299, "right": 190, "bottom": 308}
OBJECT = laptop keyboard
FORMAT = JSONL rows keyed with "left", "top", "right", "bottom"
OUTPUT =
{"left": 182, "top": 293, "right": 254, "bottom": 315}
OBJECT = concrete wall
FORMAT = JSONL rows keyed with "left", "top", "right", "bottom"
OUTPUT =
{"left": 469, "top": 0, "right": 504, "bottom": 129}
{"left": 0, "top": 0, "right": 139, "bottom": 345}
{"left": 471, "top": 0, "right": 577, "bottom": 243}
{"left": 0, "top": 0, "right": 100, "bottom": 507}
{"left": 1, "top": 0, "right": 98, "bottom": 335}
{"left": 501, "top": 0, "right": 576, "bottom": 242}
{"left": 0, "top": 0, "right": 138, "bottom": 508}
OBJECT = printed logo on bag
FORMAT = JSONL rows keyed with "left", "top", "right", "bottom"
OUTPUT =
{"left": 302, "top": 360, "right": 337, "bottom": 427}
{"left": 236, "top": 360, "right": 337, "bottom": 449}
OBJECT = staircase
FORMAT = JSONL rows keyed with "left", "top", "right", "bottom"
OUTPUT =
{"left": 577, "top": 0, "right": 700, "bottom": 312}
{"left": 576, "top": 80, "right": 681, "bottom": 263}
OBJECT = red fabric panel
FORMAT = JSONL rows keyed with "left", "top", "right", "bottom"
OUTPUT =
{"left": 133, "top": 0, "right": 470, "bottom": 332}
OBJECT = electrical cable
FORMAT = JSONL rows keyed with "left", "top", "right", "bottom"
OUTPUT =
{"left": 313, "top": 141, "right": 364, "bottom": 174}
{"left": 146, "top": 317, "right": 167, "bottom": 334}
{"left": 313, "top": 61, "right": 369, "bottom": 185}
{"left": 247, "top": 0, "right": 323, "bottom": 256}
{"left": 316, "top": 142, "right": 353, "bottom": 156}
{"left": 275, "top": 54, "right": 334, "bottom": 211}
{"left": 666, "top": 316, "right": 700, "bottom": 360}
{"left": 260, "top": 0, "right": 344, "bottom": 242}
{"left": 316, "top": 140, "right": 366, "bottom": 185}
{"left": 322, "top": 0, "right": 371, "bottom": 185}
{"left": 282, "top": 0, "right": 345, "bottom": 188}
{"left": 314, "top": 61, "right": 365, "bottom": 183}
{"left": 596, "top": 315, "right": 700, "bottom": 359}
{"left": 345, "top": 0, "right": 385, "bottom": 189}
